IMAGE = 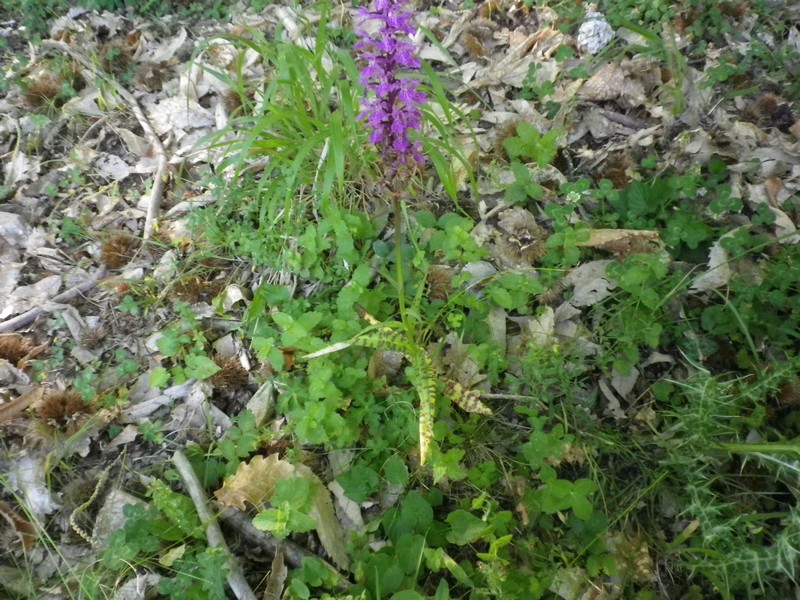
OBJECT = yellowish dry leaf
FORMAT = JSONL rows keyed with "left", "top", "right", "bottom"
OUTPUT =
{"left": 214, "top": 455, "right": 350, "bottom": 568}
{"left": 576, "top": 228, "right": 661, "bottom": 248}
{"left": 215, "top": 454, "right": 295, "bottom": 510}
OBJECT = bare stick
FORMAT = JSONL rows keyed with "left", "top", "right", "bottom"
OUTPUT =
{"left": 0, "top": 267, "right": 107, "bottom": 334}
{"left": 219, "top": 508, "right": 348, "bottom": 591}
{"left": 172, "top": 451, "right": 256, "bottom": 600}
{"left": 218, "top": 507, "right": 311, "bottom": 569}
{"left": 41, "top": 40, "right": 169, "bottom": 240}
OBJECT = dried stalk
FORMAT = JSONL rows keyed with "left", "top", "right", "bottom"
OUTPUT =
{"left": 172, "top": 451, "right": 256, "bottom": 600}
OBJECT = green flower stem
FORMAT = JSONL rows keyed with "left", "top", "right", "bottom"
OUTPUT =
{"left": 390, "top": 183, "right": 410, "bottom": 334}
{"left": 717, "top": 442, "right": 800, "bottom": 455}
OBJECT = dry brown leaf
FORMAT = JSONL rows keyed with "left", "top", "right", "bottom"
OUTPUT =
{"left": 765, "top": 176, "right": 783, "bottom": 204}
{"left": 577, "top": 228, "right": 663, "bottom": 257}
{"left": 580, "top": 62, "right": 625, "bottom": 102}
{"left": 577, "top": 228, "right": 661, "bottom": 248}
{"left": 215, "top": 454, "right": 295, "bottom": 510}
{"left": 691, "top": 238, "right": 732, "bottom": 293}
{"left": 789, "top": 119, "right": 800, "bottom": 141}
{"left": 0, "top": 500, "right": 37, "bottom": 553}
{"left": 607, "top": 530, "right": 657, "bottom": 584}
{"left": 262, "top": 550, "right": 287, "bottom": 600}
{"left": 303, "top": 466, "right": 349, "bottom": 569}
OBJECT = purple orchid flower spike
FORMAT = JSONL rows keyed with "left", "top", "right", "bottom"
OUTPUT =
{"left": 355, "top": 0, "right": 427, "bottom": 175}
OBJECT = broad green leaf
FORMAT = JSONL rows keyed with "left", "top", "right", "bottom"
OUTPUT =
{"left": 183, "top": 354, "right": 221, "bottom": 380}
{"left": 149, "top": 367, "right": 169, "bottom": 388}
{"left": 396, "top": 533, "right": 426, "bottom": 575}
{"left": 446, "top": 509, "right": 491, "bottom": 546}
{"left": 383, "top": 455, "right": 409, "bottom": 487}
{"left": 391, "top": 591, "right": 424, "bottom": 600}
{"left": 337, "top": 465, "right": 380, "bottom": 504}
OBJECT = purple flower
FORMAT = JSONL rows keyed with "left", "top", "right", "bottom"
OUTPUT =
{"left": 355, "top": 0, "right": 426, "bottom": 172}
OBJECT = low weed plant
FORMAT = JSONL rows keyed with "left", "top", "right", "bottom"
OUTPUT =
{"left": 10, "top": 0, "right": 799, "bottom": 598}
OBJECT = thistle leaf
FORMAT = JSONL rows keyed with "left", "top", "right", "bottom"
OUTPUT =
{"left": 352, "top": 329, "right": 411, "bottom": 354}
{"left": 302, "top": 341, "right": 354, "bottom": 360}
{"left": 409, "top": 350, "right": 437, "bottom": 466}
{"left": 444, "top": 380, "right": 492, "bottom": 415}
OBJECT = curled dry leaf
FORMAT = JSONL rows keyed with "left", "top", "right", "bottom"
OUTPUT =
{"left": 560, "top": 260, "right": 616, "bottom": 307}
{"left": 262, "top": 550, "right": 287, "bottom": 600}
{"left": 580, "top": 62, "right": 646, "bottom": 107}
{"left": 8, "top": 455, "right": 60, "bottom": 516}
{"left": 0, "top": 500, "right": 37, "bottom": 553}
{"left": 215, "top": 454, "right": 295, "bottom": 510}
{"left": 0, "top": 274, "right": 61, "bottom": 321}
{"left": 576, "top": 228, "right": 662, "bottom": 256}
{"left": 691, "top": 239, "right": 732, "bottom": 292}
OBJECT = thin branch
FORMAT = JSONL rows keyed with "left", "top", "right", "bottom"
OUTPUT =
{"left": 220, "top": 508, "right": 349, "bottom": 591}
{"left": 0, "top": 267, "right": 107, "bottom": 334}
{"left": 218, "top": 507, "right": 311, "bottom": 569}
{"left": 172, "top": 451, "right": 256, "bottom": 600}
{"left": 41, "top": 40, "right": 169, "bottom": 240}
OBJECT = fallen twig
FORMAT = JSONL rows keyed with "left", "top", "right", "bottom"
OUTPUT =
{"left": 219, "top": 508, "right": 349, "bottom": 590}
{"left": 0, "top": 267, "right": 107, "bottom": 334}
{"left": 218, "top": 507, "right": 310, "bottom": 569}
{"left": 172, "top": 450, "right": 256, "bottom": 600}
{"left": 41, "top": 40, "right": 169, "bottom": 240}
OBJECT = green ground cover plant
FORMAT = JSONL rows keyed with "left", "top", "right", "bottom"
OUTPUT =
{"left": 2, "top": 0, "right": 800, "bottom": 599}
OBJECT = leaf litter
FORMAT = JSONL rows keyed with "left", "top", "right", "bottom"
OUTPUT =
{"left": 0, "top": 0, "right": 799, "bottom": 598}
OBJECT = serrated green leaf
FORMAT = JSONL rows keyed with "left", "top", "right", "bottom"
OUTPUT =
{"left": 150, "top": 367, "right": 170, "bottom": 388}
